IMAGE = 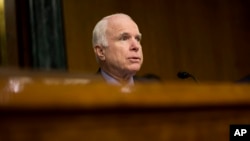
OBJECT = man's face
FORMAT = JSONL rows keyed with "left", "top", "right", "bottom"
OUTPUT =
{"left": 103, "top": 16, "right": 143, "bottom": 76}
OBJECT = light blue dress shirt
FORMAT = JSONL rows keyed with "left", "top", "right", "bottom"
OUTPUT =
{"left": 100, "top": 69, "right": 134, "bottom": 86}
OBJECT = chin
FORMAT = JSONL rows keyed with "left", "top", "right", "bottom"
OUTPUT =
{"left": 127, "top": 65, "right": 141, "bottom": 73}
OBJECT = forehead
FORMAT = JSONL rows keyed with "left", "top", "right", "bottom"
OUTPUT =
{"left": 106, "top": 16, "right": 140, "bottom": 36}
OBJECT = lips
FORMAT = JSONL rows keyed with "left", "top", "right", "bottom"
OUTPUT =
{"left": 128, "top": 57, "right": 141, "bottom": 62}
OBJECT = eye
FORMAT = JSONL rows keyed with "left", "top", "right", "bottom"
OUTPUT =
{"left": 135, "top": 36, "right": 141, "bottom": 42}
{"left": 120, "top": 35, "right": 130, "bottom": 41}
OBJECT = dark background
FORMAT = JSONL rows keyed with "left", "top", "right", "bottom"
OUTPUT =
{"left": 1, "top": 0, "right": 250, "bottom": 82}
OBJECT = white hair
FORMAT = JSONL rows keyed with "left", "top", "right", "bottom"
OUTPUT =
{"left": 92, "top": 13, "right": 133, "bottom": 48}
{"left": 92, "top": 18, "right": 108, "bottom": 48}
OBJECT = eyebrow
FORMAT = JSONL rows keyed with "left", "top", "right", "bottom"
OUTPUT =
{"left": 119, "top": 32, "right": 142, "bottom": 38}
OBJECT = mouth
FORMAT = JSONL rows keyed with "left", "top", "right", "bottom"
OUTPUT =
{"left": 128, "top": 57, "right": 141, "bottom": 63}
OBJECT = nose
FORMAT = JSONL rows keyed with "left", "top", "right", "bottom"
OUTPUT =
{"left": 130, "top": 38, "right": 140, "bottom": 52}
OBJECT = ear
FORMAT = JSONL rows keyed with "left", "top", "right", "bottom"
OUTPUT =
{"left": 94, "top": 45, "right": 106, "bottom": 61}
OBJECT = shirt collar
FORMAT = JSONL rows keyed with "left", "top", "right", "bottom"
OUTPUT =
{"left": 100, "top": 69, "right": 134, "bottom": 86}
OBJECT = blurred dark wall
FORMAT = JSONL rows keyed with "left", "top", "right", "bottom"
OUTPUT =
{"left": 62, "top": 0, "right": 250, "bottom": 81}
{"left": 3, "top": 0, "right": 250, "bottom": 81}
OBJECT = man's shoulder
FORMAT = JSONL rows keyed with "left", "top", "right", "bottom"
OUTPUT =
{"left": 237, "top": 74, "right": 250, "bottom": 83}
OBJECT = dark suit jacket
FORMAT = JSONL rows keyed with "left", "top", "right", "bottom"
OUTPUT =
{"left": 237, "top": 75, "right": 250, "bottom": 83}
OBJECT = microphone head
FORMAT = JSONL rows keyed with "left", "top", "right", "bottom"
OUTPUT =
{"left": 177, "top": 71, "right": 191, "bottom": 79}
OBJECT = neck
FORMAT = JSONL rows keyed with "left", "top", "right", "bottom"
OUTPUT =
{"left": 100, "top": 68, "right": 134, "bottom": 84}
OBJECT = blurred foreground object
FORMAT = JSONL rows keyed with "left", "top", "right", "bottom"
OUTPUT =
{"left": 0, "top": 68, "right": 250, "bottom": 141}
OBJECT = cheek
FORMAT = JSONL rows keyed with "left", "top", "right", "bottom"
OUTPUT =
{"left": 106, "top": 48, "right": 126, "bottom": 63}
{"left": 139, "top": 49, "right": 143, "bottom": 58}
{"left": 140, "top": 49, "right": 143, "bottom": 55}
{"left": 106, "top": 43, "right": 131, "bottom": 62}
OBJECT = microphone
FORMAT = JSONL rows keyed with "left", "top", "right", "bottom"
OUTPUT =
{"left": 177, "top": 71, "right": 199, "bottom": 83}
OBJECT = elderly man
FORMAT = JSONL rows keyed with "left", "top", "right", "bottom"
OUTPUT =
{"left": 92, "top": 13, "right": 143, "bottom": 85}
